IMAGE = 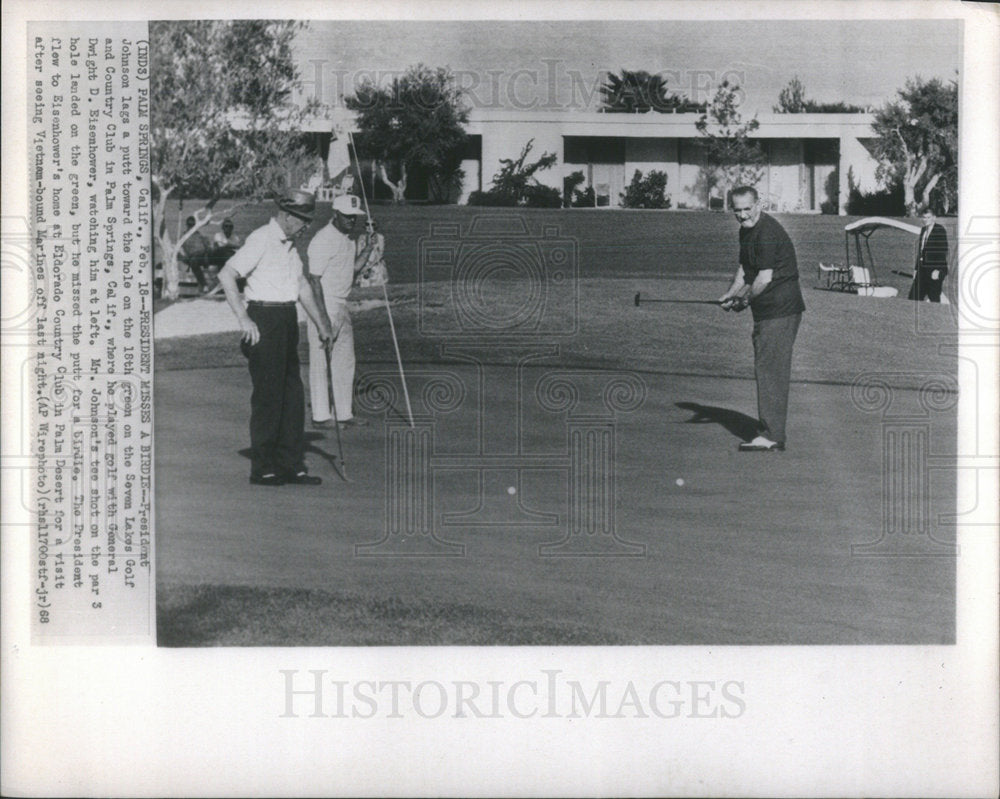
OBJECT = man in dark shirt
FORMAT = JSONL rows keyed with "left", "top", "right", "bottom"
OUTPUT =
{"left": 718, "top": 186, "right": 806, "bottom": 452}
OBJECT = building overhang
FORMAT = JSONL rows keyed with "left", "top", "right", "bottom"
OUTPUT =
{"left": 293, "top": 106, "right": 875, "bottom": 138}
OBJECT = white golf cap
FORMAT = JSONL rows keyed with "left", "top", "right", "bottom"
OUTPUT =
{"left": 332, "top": 194, "right": 366, "bottom": 216}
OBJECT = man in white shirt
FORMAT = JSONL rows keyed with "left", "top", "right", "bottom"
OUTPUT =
{"left": 216, "top": 191, "right": 333, "bottom": 486}
{"left": 306, "top": 194, "right": 376, "bottom": 429}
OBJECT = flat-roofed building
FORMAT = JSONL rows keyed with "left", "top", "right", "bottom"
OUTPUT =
{"left": 299, "top": 108, "right": 881, "bottom": 214}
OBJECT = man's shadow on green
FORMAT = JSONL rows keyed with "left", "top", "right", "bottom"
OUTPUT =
{"left": 237, "top": 433, "right": 347, "bottom": 480}
{"left": 675, "top": 402, "right": 759, "bottom": 443}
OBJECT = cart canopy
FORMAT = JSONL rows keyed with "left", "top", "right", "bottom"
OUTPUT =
{"left": 844, "top": 217, "right": 921, "bottom": 236}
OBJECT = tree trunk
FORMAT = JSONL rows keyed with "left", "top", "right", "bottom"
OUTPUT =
{"left": 152, "top": 178, "right": 180, "bottom": 299}
{"left": 903, "top": 154, "right": 929, "bottom": 216}
{"left": 159, "top": 236, "right": 181, "bottom": 300}
{"left": 916, "top": 171, "right": 942, "bottom": 213}
{"left": 902, "top": 180, "right": 917, "bottom": 217}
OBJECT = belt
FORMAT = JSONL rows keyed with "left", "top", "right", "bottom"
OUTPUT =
{"left": 247, "top": 300, "right": 296, "bottom": 307}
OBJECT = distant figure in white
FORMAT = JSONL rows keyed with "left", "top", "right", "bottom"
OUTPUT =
{"left": 305, "top": 194, "right": 377, "bottom": 429}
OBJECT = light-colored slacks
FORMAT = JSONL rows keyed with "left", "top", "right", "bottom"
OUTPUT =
{"left": 307, "top": 299, "right": 356, "bottom": 422}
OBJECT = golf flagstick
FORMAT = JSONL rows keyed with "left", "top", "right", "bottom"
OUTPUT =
{"left": 325, "top": 345, "right": 351, "bottom": 482}
{"left": 379, "top": 280, "right": 414, "bottom": 427}
{"left": 347, "top": 130, "right": 415, "bottom": 428}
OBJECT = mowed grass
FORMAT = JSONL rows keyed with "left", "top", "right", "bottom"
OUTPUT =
{"left": 157, "top": 582, "right": 629, "bottom": 646}
{"left": 164, "top": 199, "right": 953, "bottom": 292}
{"left": 155, "top": 275, "right": 959, "bottom": 391}
{"left": 156, "top": 203, "right": 958, "bottom": 646}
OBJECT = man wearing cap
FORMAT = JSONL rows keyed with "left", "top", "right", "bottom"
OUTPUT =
{"left": 216, "top": 191, "right": 334, "bottom": 486}
{"left": 305, "top": 193, "right": 376, "bottom": 429}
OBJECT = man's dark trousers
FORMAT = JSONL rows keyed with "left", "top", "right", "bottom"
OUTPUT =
{"left": 242, "top": 302, "right": 305, "bottom": 477}
{"left": 907, "top": 268, "right": 945, "bottom": 302}
{"left": 752, "top": 313, "right": 801, "bottom": 444}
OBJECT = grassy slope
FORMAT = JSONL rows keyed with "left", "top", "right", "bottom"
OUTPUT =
{"left": 156, "top": 276, "right": 959, "bottom": 390}
{"left": 160, "top": 200, "right": 957, "bottom": 385}
{"left": 165, "top": 199, "right": 954, "bottom": 288}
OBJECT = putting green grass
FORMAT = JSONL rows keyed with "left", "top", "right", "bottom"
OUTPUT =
{"left": 155, "top": 277, "right": 959, "bottom": 388}
{"left": 155, "top": 205, "right": 958, "bottom": 646}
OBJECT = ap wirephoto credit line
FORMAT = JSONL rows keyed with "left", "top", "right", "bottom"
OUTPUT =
{"left": 29, "top": 23, "right": 155, "bottom": 642}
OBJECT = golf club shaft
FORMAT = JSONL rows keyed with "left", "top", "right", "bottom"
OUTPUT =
{"left": 635, "top": 292, "right": 721, "bottom": 306}
{"left": 326, "top": 346, "right": 348, "bottom": 479}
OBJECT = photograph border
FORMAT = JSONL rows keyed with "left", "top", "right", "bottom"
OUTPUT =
{"left": 2, "top": 1, "right": 997, "bottom": 796}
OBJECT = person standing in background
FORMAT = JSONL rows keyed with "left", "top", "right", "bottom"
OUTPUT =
{"left": 908, "top": 207, "right": 949, "bottom": 302}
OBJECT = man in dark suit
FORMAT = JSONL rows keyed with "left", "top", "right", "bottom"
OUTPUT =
{"left": 908, "top": 207, "right": 949, "bottom": 302}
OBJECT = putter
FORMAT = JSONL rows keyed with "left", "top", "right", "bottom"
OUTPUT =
{"left": 634, "top": 291, "right": 722, "bottom": 306}
{"left": 325, "top": 345, "right": 352, "bottom": 483}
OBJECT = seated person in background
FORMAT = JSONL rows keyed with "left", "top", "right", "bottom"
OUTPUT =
{"left": 212, "top": 219, "right": 244, "bottom": 264}
{"left": 179, "top": 215, "right": 212, "bottom": 292}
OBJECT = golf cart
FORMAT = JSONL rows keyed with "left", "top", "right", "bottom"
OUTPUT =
{"left": 817, "top": 216, "right": 919, "bottom": 298}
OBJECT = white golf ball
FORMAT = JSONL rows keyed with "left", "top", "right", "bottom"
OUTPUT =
{"left": 507, "top": 486, "right": 517, "bottom": 495}
{"left": 675, "top": 478, "right": 685, "bottom": 487}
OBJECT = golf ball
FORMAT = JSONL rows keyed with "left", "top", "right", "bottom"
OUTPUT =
{"left": 675, "top": 478, "right": 685, "bottom": 487}
{"left": 507, "top": 486, "right": 517, "bottom": 495}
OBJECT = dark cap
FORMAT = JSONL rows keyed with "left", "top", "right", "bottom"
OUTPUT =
{"left": 276, "top": 190, "right": 316, "bottom": 222}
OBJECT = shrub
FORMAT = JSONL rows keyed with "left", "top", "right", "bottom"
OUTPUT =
{"left": 563, "top": 170, "right": 599, "bottom": 207}
{"left": 523, "top": 184, "right": 563, "bottom": 207}
{"left": 846, "top": 168, "right": 904, "bottom": 216}
{"left": 620, "top": 169, "right": 671, "bottom": 209}
{"left": 467, "top": 139, "right": 562, "bottom": 207}
{"left": 467, "top": 190, "right": 515, "bottom": 207}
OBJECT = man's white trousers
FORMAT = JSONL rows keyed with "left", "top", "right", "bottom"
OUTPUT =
{"left": 307, "top": 299, "right": 355, "bottom": 422}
